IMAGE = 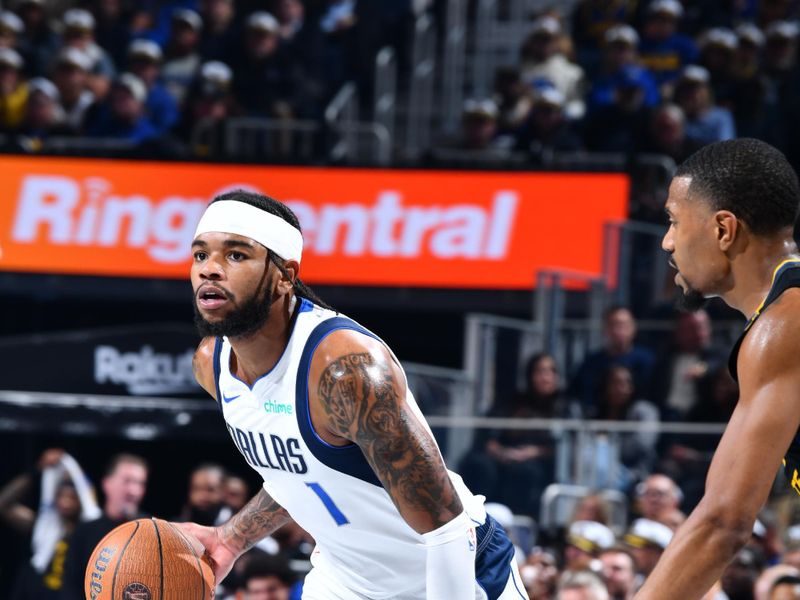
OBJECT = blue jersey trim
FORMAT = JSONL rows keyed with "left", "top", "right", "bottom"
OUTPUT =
{"left": 229, "top": 298, "right": 310, "bottom": 390}
{"left": 212, "top": 337, "right": 223, "bottom": 409}
{"left": 295, "top": 316, "right": 383, "bottom": 487}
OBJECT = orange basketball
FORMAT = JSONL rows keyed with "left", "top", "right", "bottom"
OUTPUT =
{"left": 85, "top": 517, "right": 215, "bottom": 599}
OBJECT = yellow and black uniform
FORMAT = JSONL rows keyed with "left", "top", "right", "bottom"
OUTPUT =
{"left": 728, "top": 259, "right": 800, "bottom": 494}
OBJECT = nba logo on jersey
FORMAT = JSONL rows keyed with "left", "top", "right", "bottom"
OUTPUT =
{"left": 468, "top": 526, "right": 477, "bottom": 552}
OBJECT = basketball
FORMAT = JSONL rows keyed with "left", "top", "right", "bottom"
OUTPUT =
{"left": 84, "top": 517, "right": 215, "bottom": 600}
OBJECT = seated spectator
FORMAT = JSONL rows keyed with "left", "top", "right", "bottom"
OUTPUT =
{"left": 730, "top": 24, "right": 771, "bottom": 139}
{"left": 571, "top": 493, "right": 613, "bottom": 528}
{"left": 174, "top": 59, "right": 234, "bottom": 157}
{"left": 239, "top": 551, "right": 299, "bottom": 600}
{"left": 230, "top": 12, "right": 296, "bottom": 118}
{"left": 638, "top": 0, "right": 699, "bottom": 87}
{"left": 50, "top": 48, "right": 95, "bottom": 133}
{"left": 587, "top": 365, "right": 659, "bottom": 490}
{"left": 633, "top": 474, "right": 683, "bottom": 525}
{"left": 177, "top": 463, "right": 225, "bottom": 527}
{"left": 520, "top": 16, "right": 586, "bottom": 119}
{"left": 521, "top": 547, "right": 560, "bottom": 599}
{"left": 514, "top": 88, "right": 584, "bottom": 161}
{"left": 1, "top": 449, "right": 100, "bottom": 600}
{"left": 449, "top": 98, "right": 513, "bottom": 153}
{"left": 557, "top": 569, "right": 610, "bottom": 600}
{"left": 768, "top": 574, "right": 800, "bottom": 600}
{"left": 782, "top": 534, "right": 800, "bottom": 571}
{"left": 565, "top": 520, "right": 616, "bottom": 572}
{"left": 672, "top": 65, "right": 736, "bottom": 145}
{"left": 571, "top": 0, "right": 639, "bottom": 74}
{"left": 0, "top": 48, "right": 28, "bottom": 130}
{"left": 0, "top": 10, "right": 24, "bottom": 51}
{"left": 84, "top": 72, "right": 158, "bottom": 143}
{"left": 15, "top": 0, "right": 59, "bottom": 78}
{"left": 13, "top": 77, "right": 71, "bottom": 152}
{"left": 759, "top": 566, "right": 800, "bottom": 597}
{"left": 697, "top": 27, "right": 738, "bottom": 106}
{"left": 721, "top": 547, "right": 764, "bottom": 600}
{"left": 637, "top": 103, "right": 701, "bottom": 163}
{"left": 216, "top": 474, "right": 250, "bottom": 525}
{"left": 761, "top": 21, "right": 800, "bottom": 153}
{"left": 162, "top": 9, "right": 204, "bottom": 106}
{"left": 199, "top": 0, "right": 238, "bottom": 62}
{"left": 61, "top": 8, "right": 116, "bottom": 99}
{"left": 582, "top": 64, "right": 651, "bottom": 152}
{"left": 588, "top": 25, "right": 660, "bottom": 112}
{"left": 569, "top": 306, "right": 655, "bottom": 412}
{"left": 600, "top": 546, "right": 637, "bottom": 600}
{"left": 493, "top": 66, "right": 534, "bottom": 134}
{"left": 623, "top": 518, "right": 673, "bottom": 581}
{"left": 126, "top": 39, "right": 179, "bottom": 135}
{"left": 661, "top": 364, "right": 737, "bottom": 510}
{"left": 649, "top": 309, "right": 720, "bottom": 420}
{"left": 88, "top": 0, "right": 133, "bottom": 69}
{"left": 271, "top": 0, "right": 326, "bottom": 90}
{"left": 459, "top": 352, "right": 579, "bottom": 516}
{"left": 61, "top": 454, "right": 148, "bottom": 600}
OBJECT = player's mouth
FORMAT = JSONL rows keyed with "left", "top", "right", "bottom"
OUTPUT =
{"left": 197, "top": 284, "right": 230, "bottom": 310}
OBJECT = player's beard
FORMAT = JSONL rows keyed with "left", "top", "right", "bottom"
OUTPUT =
{"left": 675, "top": 285, "right": 707, "bottom": 312}
{"left": 193, "top": 281, "right": 275, "bottom": 339}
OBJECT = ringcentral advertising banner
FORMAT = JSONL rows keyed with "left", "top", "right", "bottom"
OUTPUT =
{"left": 0, "top": 156, "right": 629, "bottom": 289}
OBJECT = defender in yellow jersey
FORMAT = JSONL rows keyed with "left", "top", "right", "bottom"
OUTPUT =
{"left": 634, "top": 139, "right": 800, "bottom": 600}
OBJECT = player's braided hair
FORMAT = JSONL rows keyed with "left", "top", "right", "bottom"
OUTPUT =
{"left": 675, "top": 138, "right": 800, "bottom": 236}
{"left": 210, "top": 190, "right": 334, "bottom": 311}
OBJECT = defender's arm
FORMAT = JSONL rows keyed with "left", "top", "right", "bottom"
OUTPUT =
{"left": 634, "top": 301, "right": 800, "bottom": 599}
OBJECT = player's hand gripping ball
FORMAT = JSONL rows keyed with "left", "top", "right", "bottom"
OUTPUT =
{"left": 85, "top": 517, "right": 215, "bottom": 599}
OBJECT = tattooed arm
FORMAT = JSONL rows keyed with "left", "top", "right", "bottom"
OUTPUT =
{"left": 175, "top": 488, "right": 291, "bottom": 583}
{"left": 310, "top": 330, "right": 478, "bottom": 598}
{"left": 309, "top": 330, "right": 464, "bottom": 533}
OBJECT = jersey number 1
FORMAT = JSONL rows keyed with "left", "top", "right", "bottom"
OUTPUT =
{"left": 306, "top": 482, "right": 349, "bottom": 526}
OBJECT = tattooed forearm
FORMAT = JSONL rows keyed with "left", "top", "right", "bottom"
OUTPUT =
{"left": 318, "top": 352, "right": 463, "bottom": 530}
{"left": 219, "top": 489, "right": 290, "bottom": 553}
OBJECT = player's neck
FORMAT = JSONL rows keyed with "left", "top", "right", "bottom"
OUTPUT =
{"left": 227, "top": 295, "right": 295, "bottom": 385}
{"left": 723, "top": 235, "right": 800, "bottom": 317}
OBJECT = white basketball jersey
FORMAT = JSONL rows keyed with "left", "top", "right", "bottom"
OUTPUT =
{"left": 214, "top": 299, "right": 486, "bottom": 599}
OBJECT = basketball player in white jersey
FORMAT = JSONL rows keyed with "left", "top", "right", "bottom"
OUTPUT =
{"left": 179, "top": 190, "right": 528, "bottom": 600}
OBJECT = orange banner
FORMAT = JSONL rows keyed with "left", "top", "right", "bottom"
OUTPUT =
{"left": 0, "top": 156, "right": 628, "bottom": 289}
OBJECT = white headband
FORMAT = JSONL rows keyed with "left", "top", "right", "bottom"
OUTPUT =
{"left": 194, "top": 200, "right": 303, "bottom": 263}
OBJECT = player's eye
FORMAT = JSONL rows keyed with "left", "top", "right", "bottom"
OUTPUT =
{"left": 193, "top": 251, "right": 207, "bottom": 261}
{"left": 229, "top": 251, "right": 246, "bottom": 261}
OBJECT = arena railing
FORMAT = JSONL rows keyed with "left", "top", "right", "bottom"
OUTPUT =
{"left": 374, "top": 46, "right": 398, "bottom": 152}
{"left": 324, "top": 81, "right": 393, "bottom": 165}
{"left": 440, "top": 0, "right": 469, "bottom": 135}
{"left": 404, "top": 13, "right": 437, "bottom": 159}
{"left": 222, "top": 117, "right": 320, "bottom": 161}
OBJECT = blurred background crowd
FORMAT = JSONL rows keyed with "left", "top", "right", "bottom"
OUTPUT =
{"left": 3, "top": 0, "right": 800, "bottom": 599}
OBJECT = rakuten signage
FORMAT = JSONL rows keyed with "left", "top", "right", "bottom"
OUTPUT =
{"left": 0, "top": 157, "right": 628, "bottom": 289}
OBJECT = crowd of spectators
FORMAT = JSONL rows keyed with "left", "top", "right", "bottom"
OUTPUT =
{"left": 460, "top": 305, "right": 733, "bottom": 513}
{"left": 0, "top": 0, "right": 413, "bottom": 159}
{"left": 5, "top": 448, "right": 800, "bottom": 599}
{"left": 2, "top": 0, "right": 800, "bottom": 170}
{"left": 441, "top": 0, "right": 800, "bottom": 186}
{"left": 0, "top": 450, "right": 310, "bottom": 599}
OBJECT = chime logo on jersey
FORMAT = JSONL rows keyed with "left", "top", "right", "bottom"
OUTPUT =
{"left": 226, "top": 424, "right": 308, "bottom": 474}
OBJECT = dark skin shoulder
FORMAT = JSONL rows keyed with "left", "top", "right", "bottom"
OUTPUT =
{"left": 193, "top": 336, "right": 218, "bottom": 400}
{"left": 634, "top": 288, "right": 800, "bottom": 600}
{"left": 307, "top": 329, "right": 464, "bottom": 534}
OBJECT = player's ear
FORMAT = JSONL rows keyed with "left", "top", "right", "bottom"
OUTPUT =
{"left": 275, "top": 259, "right": 299, "bottom": 296}
{"left": 715, "top": 210, "right": 738, "bottom": 251}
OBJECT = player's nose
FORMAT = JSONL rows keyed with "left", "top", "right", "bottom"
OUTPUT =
{"left": 199, "top": 256, "right": 225, "bottom": 280}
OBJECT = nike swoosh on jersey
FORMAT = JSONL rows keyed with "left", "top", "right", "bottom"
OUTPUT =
{"left": 222, "top": 393, "right": 241, "bottom": 403}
